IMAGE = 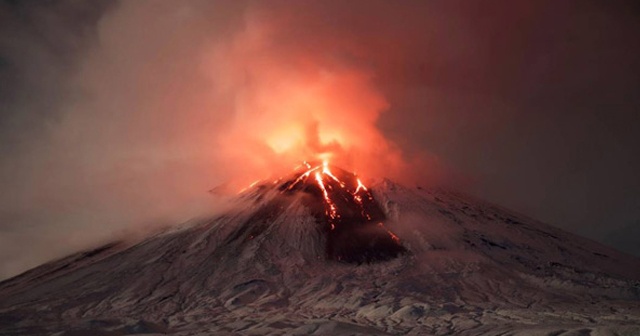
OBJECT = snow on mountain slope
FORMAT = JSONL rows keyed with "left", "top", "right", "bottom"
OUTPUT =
{"left": 1, "top": 166, "right": 639, "bottom": 335}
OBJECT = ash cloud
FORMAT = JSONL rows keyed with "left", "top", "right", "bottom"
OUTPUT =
{"left": 1, "top": 0, "right": 640, "bottom": 279}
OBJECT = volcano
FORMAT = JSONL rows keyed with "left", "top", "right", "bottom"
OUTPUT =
{"left": 1, "top": 165, "right": 640, "bottom": 335}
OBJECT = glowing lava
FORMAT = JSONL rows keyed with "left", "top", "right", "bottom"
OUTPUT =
{"left": 237, "top": 160, "right": 406, "bottom": 263}
{"left": 283, "top": 161, "right": 405, "bottom": 262}
{"left": 286, "top": 160, "right": 376, "bottom": 223}
{"left": 315, "top": 171, "right": 338, "bottom": 221}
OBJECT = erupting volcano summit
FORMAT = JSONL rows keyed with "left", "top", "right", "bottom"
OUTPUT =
{"left": 257, "top": 161, "right": 406, "bottom": 263}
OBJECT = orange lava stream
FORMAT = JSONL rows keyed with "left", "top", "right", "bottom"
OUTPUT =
{"left": 355, "top": 177, "right": 367, "bottom": 193}
{"left": 315, "top": 171, "right": 339, "bottom": 221}
{"left": 378, "top": 222, "right": 400, "bottom": 243}
{"left": 239, "top": 160, "right": 401, "bottom": 244}
{"left": 289, "top": 160, "right": 381, "bottom": 231}
{"left": 238, "top": 179, "right": 261, "bottom": 194}
{"left": 322, "top": 161, "right": 346, "bottom": 188}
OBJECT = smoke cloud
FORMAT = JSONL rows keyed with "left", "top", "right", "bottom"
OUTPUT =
{"left": 1, "top": 0, "right": 639, "bottom": 279}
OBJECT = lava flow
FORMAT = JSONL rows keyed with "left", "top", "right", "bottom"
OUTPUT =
{"left": 281, "top": 161, "right": 407, "bottom": 263}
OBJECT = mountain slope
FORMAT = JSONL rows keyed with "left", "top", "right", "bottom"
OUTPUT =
{"left": 1, "top": 166, "right": 639, "bottom": 336}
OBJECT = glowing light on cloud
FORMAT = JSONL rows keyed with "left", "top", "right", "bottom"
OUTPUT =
{"left": 202, "top": 8, "right": 408, "bottom": 189}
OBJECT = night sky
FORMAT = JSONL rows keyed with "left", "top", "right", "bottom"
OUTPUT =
{"left": 1, "top": 0, "right": 639, "bottom": 280}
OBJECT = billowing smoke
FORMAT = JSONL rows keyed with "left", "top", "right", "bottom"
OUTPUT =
{"left": 0, "top": 1, "right": 433, "bottom": 279}
{"left": 1, "top": 0, "right": 639, "bottom": 279}
{"left": 203, "top": 13, "right": 397, "bottom": 186}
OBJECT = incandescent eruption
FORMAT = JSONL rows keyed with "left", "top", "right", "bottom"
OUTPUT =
{"left": 242, "top": 161, "right": 406, "bottom": 263}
